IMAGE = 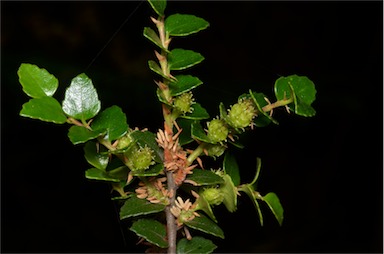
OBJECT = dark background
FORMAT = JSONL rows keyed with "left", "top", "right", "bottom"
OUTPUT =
{"left": 1, "top": 1, "right": 383, "bottom": 253}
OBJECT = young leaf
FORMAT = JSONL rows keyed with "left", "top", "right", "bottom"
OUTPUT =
{"left": 223, "top": 152, "right": 240, "bottom": 186}
{"left": 91, "top": 105, "right": 128, "bottom": 142}
{"left": 195, "top": 193, "right": 217, "bottom": 223}
{"left": 237, "top": 184, "right": 264, "bottom": 226}
{"left": 120, "top": 195, "right": 166, "bottom": 219}
{"left": 177, "top": 236, "right": 217, "bottom": 254}
{"left": 130, "top": 130, "right": 164, "bottom": 163}
{"left": 18, "top": 63, "right": 58, "bottom": 98}
{"left": 263, "top": 192, "right": 284, "bottom": 226}
{"left": 181, "top": 103, "right": 210, "bottom": 120}
{"left": 143, "top": 27, "right": 169, "bottom": 52}
{"left": 185, "top": 214, "right": 224, "bottom": 239}
{"left": 175, "top": 118, "right": 194, "bottom": 146}
{"left": 85, "top": 168, "right": 121, "bottom": 183}
{"left": 249, "top": 91, "right": 279, "bottom": 126}
{"left": 131, "top": 163, "right": 163, "bottom": 177}
{"left": 165, "top": 14, "right": 209, "bottom": 36}
{"left": 84, "top": 141, "right": 109, "bottom": 171}
{"left": 130, "top": 219, "right": 168, "bottom": 248}
{"left": 185, "top": 168, "right": 224, "bottom": 186}
{"left": 169, "top": 75, "right": 203, "bottom": 96}
{"left": 62, "top": 73, "right": 101, "bottom": 122}
{"left": 191, "top": 121, "right": 212, "bottom": 143}
{"left": 147, "top": 0, "right": 166, "bottom": 17}
{"left": 20, "top": 97, "right": 67, "bottom": 124}
{"left": 274, "top": 75, "right": 316, "bottom": 117}
{"left": 68, "top": 125, "right": 106, "bottom": 145}
{"left": 218, "top": 174, "right": 237, "bottom": 212}
{"left": 168, "top": 49, "right": 204, "bottom": 70}
{"left": 148, "top": 60, "right": 173, "bottom": 81}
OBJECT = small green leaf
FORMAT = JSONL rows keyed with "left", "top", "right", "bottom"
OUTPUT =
{"left": 85, "top": 168, "right": 120, "bottom": 182}
{"left": 62, "top": 73, "right": 101, "bottom": 122}
{"left": 67, "top": 125, "right": 106, "bottom": 145}
{"left": 168, "top": 49, "right": 204, "bottom": 71}
{"left": 218, "top": 174, "right": 237, "bottom": 212}
{"left": 84, "top": 141, "right": 109, "bottom": 171}
{"left": 185, "top": 169, "right": 224, "bottom": 186}
{"left": 177, "top": 236, "right": 217, "bottom": 254}
{"left": 120, "top": 195, "right": 166, "bottom": 219}
{"left": 169, "top": 75, "right": 203, "bottom": 96}
{"left": 274, "top": 75, "right": 316, "bottom": 117}
{"left": 130, "top": 219, "right": 168, "bottom": 248}
{"left": 131, "top": 163, "right": 163, "bottom": 177}
{"left": 195, "top": 193, "right": 217, "bottom": 223}
{"left": 20, "top": 97, "right": 67, "bottom": 124}
{"left": 147, "top": 0, "right": 166, "bottom": 17}
{"left": 263, "top": 192, "right": 284, "bottom": 226}
{"left": 249, "top": 91, "right": 279, "bottom": 126}
{"left": 250, "top": 157, "right": 262, "bottom": 186}
{"left": 238, "top": 184, "right": 264, "bottom": 226}
{"left": 175, "top": 118, "right": 194, "bottom": 146}
{"left": 185, "top": 214, "right": 224, "bottom": 239}
{"left": 191, "top": 122, "right": 211, "bottom": 143}
{"left": 148, "top": 60, "right": 173, "bottom": 81}
{"left": 181, "top": 103, "right": 210, "bottom": 120}
{"left": 156, "top": 88, "right": 172, "bottom": 106}
{"left": 223, "top": 152, "right": 240, "bottom": 186}
{"left": 165, "top": 14, "right": 209, "bottom": 36}
{"left": 18, "top": 63, "right": 58, "bottom": 98}
{"left": 91, "top": 105, "right": 128, "bottom": 141}
{"left": 143, "top": 27, "right": 169, "bottom": 52}
{"left": 130, "top": 130, "right": 164, "bottom": 163}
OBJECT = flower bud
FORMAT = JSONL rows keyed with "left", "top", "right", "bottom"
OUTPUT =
{"left": 173, "top": 92, "right": 194, "bottom": 114}
{"left": 207, "top": 118, "right": 228, "bottom": 143}
{"left": 227, "top": 99, "right": 256, "bottom": 129}
{"left": 201, "top": 187, "right": 224, "bottom": 206}
{"left": 125, "top": 145, "right": 155, "bottom": 171}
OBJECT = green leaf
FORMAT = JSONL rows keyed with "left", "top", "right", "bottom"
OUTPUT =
{"left": 185, "top": 214, "right": 224, "bottom": 239}
{"left": 120, "top": 195, "right": 166, "bottom": 219}
{"left": 84, "top": 141, "right": 109, "bottom": 171}
{"left": 181, "top": 103, "right": 210, "bottom": 120}
{"left": 250, "top": 157, "right": 262, "bottom": 186}
{"left": 20, "top": 96, "right": 67, "bottom": 124}
{"left": 18, "top": 63, "right": 58, "bottom": 98}
{"left": 130, "top": 219, "right": 168, "bottom": 248}
{"left": 263, "top": 192, "right": 284, "bottom": 226}
{"left": 249, "top": 91, "right": 279, "bottom": 126}
{"left": 185, "top": 169, "right": 224, "bottom": 186}
{"left": 191, "top": 122, "right": 211, "bottom": 143}
{"left": 148, "top": 60, "right": 173, "bottom": 81}
{"left": 238, "top": 184, "right": 264, "bottom": 226}
{"left": 169, "top": 75, "right": 203, "bottom": 96}
{"left": 274, "top": 75, "right": 316, "bottom": 117}
{"left": 195, "top": 193, "right": 217, "bottom": 223}
{"left": 218, "top": 174, "right": 237, "bottom": 213}
{"left": 91, "top": 105, "right": 128, "bottom": 141}
{"left": 156, "top": 88, "right": 172, "bottom": 106}
{"left": 85, "top": 168, "right": 120, "bottom": 182}
{"left": 223, "top": 152, "right": 240, "bottom": 186}
{"left": 177, "top": 236, "right": 217, "bottom": 254}
{"left": 62, "top": 73, "right": 101, "bottom": 122}
{"left": 143, "top": 27, "right": 169, "bottom": 52}
{"left": 131, "top": 163, "right": 163, "bottom": 177}
{"left": 165, "top": 14, "right": 209, "bottom": 36}
{"left": 130, "top": 130, "right": 164, "bottom": 163}
{"left": 168, "top": 49, "right": 204, "bottom": 71}
{"left": 68, "top": 125, "right": 106, "bottom": 145}
{"left": 147, "top": 0, "right": 166, "bottom": 17}
{"left": 175, "top": 118, "right": 194, "bottom": 146}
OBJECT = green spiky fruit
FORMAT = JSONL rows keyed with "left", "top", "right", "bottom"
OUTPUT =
{"left": 125, "top": 145, "right": 155, "bottom": 171}
{"left": 207, "top": 118, "right": 228, "bottom": 143}
{"left": 226, "top": 99, "right": 257, "bottom": 129}
{"left": 205, "top": 144, "right": 226, "bottom": 159}
{"left": 173, "top": 92, "right": 194, "bottom": 114}
{"left": 201, "top": 187, "right": 224, "bottom": 206}
{"left": 116, "top": 133, "right": 134, "bottom": 150}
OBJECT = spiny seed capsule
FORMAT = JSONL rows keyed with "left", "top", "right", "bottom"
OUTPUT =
{"left": 205, "top": 144, "right": 226, "bottom": 159}
{"left": 116, "top": 133, "right": 134, "bottom": 150}
{"left": 201, "top": 187, "right": 224, "bottom": 206}
{"left": 207, "top": 118, "right": 229, "bottom": 143}
{"left": 173, "top": 92, "right": 194, "bottom": 114}
{"left": 126, "top": 145, "right": 155, "bottom": 171}
{"left": 227, "top": 99, "right": 257, "bottom": 129}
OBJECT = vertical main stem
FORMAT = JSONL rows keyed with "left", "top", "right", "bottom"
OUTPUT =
{"left": 165, "top": 170, "right": 177, "bottom": 254}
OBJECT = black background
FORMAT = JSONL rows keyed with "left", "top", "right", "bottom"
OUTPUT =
{"left": 1, "top": 1, "right": 383, "bottom": 253}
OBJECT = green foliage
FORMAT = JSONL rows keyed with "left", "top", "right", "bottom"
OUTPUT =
{"left": 16, "top": 0, "right": 317, "bottom": 253}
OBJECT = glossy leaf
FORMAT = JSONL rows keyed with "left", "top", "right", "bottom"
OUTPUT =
{"left": 195, "top": 193, "right": 217, "bottom": 222}
{"left": 62, "top": 73, "right": 101, "bottom": 122}
{"left": 148, "top": 60, "right": 173, "bottom": 81}
{"left": 147, "top": 0, "right": 166, "bottom": 17}
{"left": 223, "top": 152, "right": 240, "bottom": 186}
{"left": 191, "top": 122, "right": 211, "bottom": 143}
{"left": 156, "top": 88, "right": 172, "bottom": 106}
{"left": 177, "top": 236, "right": 217, "bottom": 254}
{"left": 130, "top": 219, "right": 168, "bottom": 248}
{"left": 18, "top": 63, "right": 58, "bottom": 98}
{"left": 20, "top": 97, "right": 67, "bottom": 124}
{"left": 85, "top": 168, "right": 120, "bottom": 182}
{"left": 263, "top": 192, "right": 284, "bottom": 226}
{"left": 185, "top": 214, "right": 224, "bottom": 239}
{"left": 165, "top": 14, "right": 209, "bottom": 36}
{"left": 91, "top": 105, "right": 128, "bottom": 141}
{"left": 274, "top": 75, "right": 316, "bottom": 117}
{"left": 218, "top": 174, "right": 237, "bottom": 212}
{"left": 120, "top": 195, "right": 166, "bottom": 219}
{"left": 249, "top": 91, "right": 279, "bottom": 126}
{"left": 143, "top": 27, "right": 169, "bottom": 52}
{"left": 181, "top": 103, "right": 210, "bottom": 120}
{"left": 84, "top": 141, "right": 109, "bottom": 171}
{"left": 185, "top": 169, "right": 224, "bottom": 186}
{"left": 238, "top": 184, "right": 264, "bottom": 226}
{"left": 168, "top": 49, "right": 204, "bottom": 70}
{"left": 130, "top": 130, "right": 163, "bottom": 163}
{"left": 175, "top": 118, "right": 194, "bottom": 146}
{"left": 169, "top": 75, "right": 203, "bottom": 96}
{"left": 67, "top": 125, "right": 106, "bottom": 145}
{"left": 131, "top": 163, "right": 163, "bottom": 177}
